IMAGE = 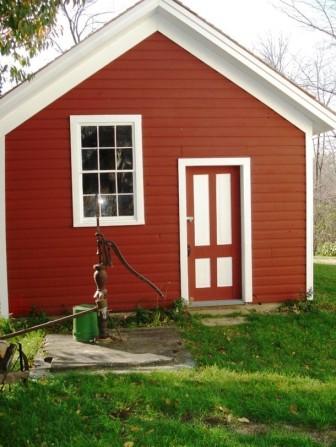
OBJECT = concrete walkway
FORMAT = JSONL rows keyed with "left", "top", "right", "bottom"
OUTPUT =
{"left": 314, "top": 256, "right": 336, "bottom": 265}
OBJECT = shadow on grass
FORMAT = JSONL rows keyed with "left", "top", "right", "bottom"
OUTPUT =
{"left": 0, "top": 368, "right": 335, "bottom": 446}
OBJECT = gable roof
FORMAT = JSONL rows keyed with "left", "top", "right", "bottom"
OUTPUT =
{"left": 0, "top": 0, "right": 335, "bottom": 135}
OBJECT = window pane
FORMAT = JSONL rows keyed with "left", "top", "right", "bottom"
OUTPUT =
{"left": 83, "top": 173, "right": 98, "bottom": 194}
{"left": 101, "top": 195, "right": 117, "bottom": 217}
{"left": 100, "top": 173, "right": 116, "bottom": 193}
{"left": 118, "top": 195, "right": 134, "bottom": 216}
{"left": 99, "top": 126, "right": 115, "bottom": 147}
{"left": 99, "top": 149, "right": 115, "bottom": 170}
{"left": 117, "top": 149, "right": 133, "bottom": 170}
{"left": 82, "top": 149, "right": 97, "bottom": 171}
{"left": 81, "top": 126, "right": 97, "bottom": 147}
{"left": 117, "top": 172, "right": 133, "bottom": 193}
{"left": 83, "top": 196, "right": 96, "bottom": 217}
{"left": 116, "top": 125, "right": 132, "bottom": 147}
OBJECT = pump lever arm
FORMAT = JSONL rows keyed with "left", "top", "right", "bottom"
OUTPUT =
{"left": 106, "top": 239, "right": 165, "bottom": 299}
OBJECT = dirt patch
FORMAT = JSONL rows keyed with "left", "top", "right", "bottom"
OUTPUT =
{"left": 206, "top": 417, "right": 336, "bottom": 446}
{"left": 106, "top": 327, "right": 192, "bottom": 367}
{"left": 199, "top": 409, "right": 336, "bottom": 446}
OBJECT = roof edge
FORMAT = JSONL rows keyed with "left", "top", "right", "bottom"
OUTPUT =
{"left": 0, "top": 0, "right": 335, "bottom": 135}
{"left": 160, "top": 0, "right": 336, "bottom": 133}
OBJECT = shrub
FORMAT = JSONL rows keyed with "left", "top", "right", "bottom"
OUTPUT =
{"left": 317, "top": 241, "right": 336, "bottom": 257}
{"left": 314, "top": 198, "right": 336, "bottom": 254}
{"left": 108, "top": 298, "right": 190, "bottom": 328}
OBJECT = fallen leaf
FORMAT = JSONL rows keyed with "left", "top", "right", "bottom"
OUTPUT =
{"left": 289, "top": 404, "right": 298, "bottom": 415}
{"left": 226, "top": 413, "right": 233, "bottom": 423}
{"left": 181, "top": 411, "right": 193, "bottom": 422}
{"left": 110, "top": 407, "right": 132, "bottom": 420}
{"left": 237, "top": 417, "right": 250, "bottom": 424}
{"left": 123, "top": 442, "right": 134, "bottom": 447}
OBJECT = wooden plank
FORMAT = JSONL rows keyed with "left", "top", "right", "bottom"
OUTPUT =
{"left": 57, "top": 97, "right": 274, "bottom": 109}
{"left": 6, "top": 32, "right": 306, "bottom": 314}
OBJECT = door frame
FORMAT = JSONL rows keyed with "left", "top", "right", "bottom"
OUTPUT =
{"left": 178, "top": 157, "right": 253, "bottom": 306}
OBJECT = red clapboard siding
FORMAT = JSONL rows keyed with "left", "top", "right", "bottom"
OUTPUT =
{"left": 5, "top": 32, "right": 306, "bottom": 315}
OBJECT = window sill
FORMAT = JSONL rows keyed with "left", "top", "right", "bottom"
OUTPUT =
{"left": 73, "top": 216, "right": 145, "bottom": 227}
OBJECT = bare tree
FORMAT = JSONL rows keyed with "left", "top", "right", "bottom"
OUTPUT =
{"left": 293, "top": 51, "right": 336, "bottom": 188}
{"left": 257, "top": 30, "right": 336, "bottom": 253}
{"left": 279, "top": 0, "right": 336, "bottom": 41}
{"left": 51, "top": 0, "right": 115, "bottom": 53}
{"left": 257, "top": 32, "right": 292, "bottom": 73}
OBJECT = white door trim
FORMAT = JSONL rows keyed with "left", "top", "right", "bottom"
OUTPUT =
{"left": 178, "top": 157, "right": 252, "bottom": 305}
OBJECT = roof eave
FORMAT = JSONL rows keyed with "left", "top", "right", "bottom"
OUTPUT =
{"left": 159, "top": 0, "right": 336, "bottom": 134}
{"left": 0, "top": 0, "right": 335, "bottom": 136}
{"left": 0, "top": 0, "right": 160, "bottom": 135}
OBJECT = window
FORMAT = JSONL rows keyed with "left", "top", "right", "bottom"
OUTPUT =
{"left": 70, "top": 115, "right": 144, "bottom": 226}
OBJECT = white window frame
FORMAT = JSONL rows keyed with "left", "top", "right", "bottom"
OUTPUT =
{"left": 70, "top": 115, "right": 144, "bottom": 227}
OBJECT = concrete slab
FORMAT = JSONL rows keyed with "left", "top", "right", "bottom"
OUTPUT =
{"left": 44, "top": 334, "right": 172, "bottom": 370}
{"left": 190, "top": 303, "right": 281, "bottom": 316}
{"left": 33, "top": 327, "right": 194, "bottom": 375}
{"left": 201, "top": 316, "right": 247, "bottom": 327}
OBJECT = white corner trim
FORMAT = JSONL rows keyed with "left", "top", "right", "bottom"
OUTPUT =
{"left": 305, "top": 129, "right": 314, "bottom": 299}
{"left": 0, "top": 134, "right": 9, "bottom": 317}
{"left": 70, "top": 115, "right": 144, "bottom": 227}
{"left": 178, "top": 157, "right": 253, "bottom": 304}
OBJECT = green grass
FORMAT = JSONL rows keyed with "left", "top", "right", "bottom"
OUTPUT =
{"left": 0, "top": 369, "right": 334, "bottom": 446}
{"left": 180, "top": 311, "right": 336, "bottom": 380}
{"left": 0, "top": 319, "right": 44, "bottom": 367}
{"left": 314, "top": 263, "right": 336, "bottom": 311}
{"left": 0, "top": 264, "right": 335, "bottom": 447}
{"left": 179, "top": 264, "right": 336, "bottom": 381}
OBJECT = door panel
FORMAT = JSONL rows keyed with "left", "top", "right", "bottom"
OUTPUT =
{"left": 186, "top": 166, "right": 242, "bottom": 301}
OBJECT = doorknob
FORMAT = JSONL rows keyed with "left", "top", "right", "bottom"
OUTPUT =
{"left": 186, "top": 216, "right": 194, "bottom": 222}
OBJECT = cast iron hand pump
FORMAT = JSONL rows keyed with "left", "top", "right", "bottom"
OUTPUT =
{"left": 94, "top": 196, "right": 164, "bottom": 338}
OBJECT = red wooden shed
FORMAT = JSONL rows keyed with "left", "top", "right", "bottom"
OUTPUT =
{"left": 1, "top": 0, "right": 336, "bottom": 316}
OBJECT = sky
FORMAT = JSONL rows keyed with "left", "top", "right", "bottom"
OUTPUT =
{"left": 3, "top": 0, "right": 330, "bottom": 92}
{"left": 117, "top": 0, "right": 326, "bottom": 51}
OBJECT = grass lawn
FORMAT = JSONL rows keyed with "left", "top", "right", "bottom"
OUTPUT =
{"left": 0, "top": 265, "right": 335, "bottom": 447}
{"left": 0, "top": 316, "right": 46, "bottom": 368}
